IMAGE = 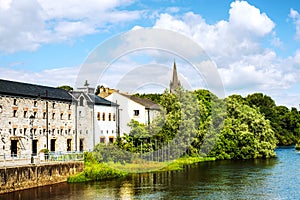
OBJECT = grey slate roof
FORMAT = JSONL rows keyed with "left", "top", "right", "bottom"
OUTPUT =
{"left": 88, "top": 94, "right": 119, "bottom": 107}
{"left": 0, "top": 79, "right": 73, "bottom": 102}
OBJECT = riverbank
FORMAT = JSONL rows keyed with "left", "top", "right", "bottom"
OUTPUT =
{"left": 67, "top": 156, "right": 216, "bottom": 183}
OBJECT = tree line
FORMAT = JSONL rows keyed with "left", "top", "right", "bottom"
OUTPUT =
{"left": 108, "top": 89, "right": 291, "bottom": 160}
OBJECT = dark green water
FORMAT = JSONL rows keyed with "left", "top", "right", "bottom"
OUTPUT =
{"left": 1, "top": 147, "right": 300, "bottom": 200}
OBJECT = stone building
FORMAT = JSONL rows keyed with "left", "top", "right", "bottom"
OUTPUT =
{"left": 0, "top": 79, "right": 119, "bottom": 157}
{"left": 0, "top": 79, "right": 75, "bottom": 156}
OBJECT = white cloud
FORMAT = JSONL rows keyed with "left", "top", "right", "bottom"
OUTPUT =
{"left": 0, "top": 0, "right": 142, "bottom": 53}
{"left": 152, "top": 1, "right": 300, "bottom": 107}
{"left": 289, "top": 8, "right": 300, "bottom": 40}
{"left": 0, "top": 66, "right": 79, "bottom": 87}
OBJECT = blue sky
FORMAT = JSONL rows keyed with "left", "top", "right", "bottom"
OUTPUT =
{"left": 0, "top": 0, "right": 300, "bottom": 108}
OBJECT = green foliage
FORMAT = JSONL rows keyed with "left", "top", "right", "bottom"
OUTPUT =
{"left": 209, "top": 96, "right": 277, "bottom": 159}
{"left": 133, "top": 93, "right": 162, "bottom": 104}
{"left": 246, "top": 93, "right": 300, "bottom": 145}
{"left": 68, "top": 152, "right": 128, "bottom": 183}
{"left": 57, "top": 85, "right": 73, "bottom": 92}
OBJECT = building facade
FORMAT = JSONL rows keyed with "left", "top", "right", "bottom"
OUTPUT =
{"left": 105, "top": 92, "right": 160, "bottom": 134}
{"left": 0, "top": 79, "right": 75, "bottom": 156}
{"left": 0, "top": 79, "right": 119, "bottom": 157}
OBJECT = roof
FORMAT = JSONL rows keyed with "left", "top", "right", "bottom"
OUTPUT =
{"left": 89, "top": 94, "right": 119, "bottom": 107}
{"left": 118, "top": 92, "right": 160, "bottom": 110}
{"left": 0, "top": 79, "right": 73, "bottom": 102}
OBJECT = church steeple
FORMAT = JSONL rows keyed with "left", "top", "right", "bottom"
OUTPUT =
{"left": 170, "top": 61, "right": 181, "bottom": 93}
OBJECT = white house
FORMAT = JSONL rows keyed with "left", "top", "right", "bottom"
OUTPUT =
{"left": 105, "top": 92, "right": 160, "bottom": 134}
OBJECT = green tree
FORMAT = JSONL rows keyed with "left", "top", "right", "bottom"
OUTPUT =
{"left": 209, "top": 96, "right": 277, "bottom": 159}
{"left": 57, "top": 85, "right": 73, "bottom": 92}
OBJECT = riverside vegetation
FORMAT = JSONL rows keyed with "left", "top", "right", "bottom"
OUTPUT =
{"left": 69, "top": 89, "right": 300, "bottom": 183}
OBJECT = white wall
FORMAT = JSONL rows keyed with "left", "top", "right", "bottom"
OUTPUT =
{"left": 106, "top": 93, "right": 146, "bottom": 134}
{"left": 94, "top": 105, "right": 117, "bottom": 144}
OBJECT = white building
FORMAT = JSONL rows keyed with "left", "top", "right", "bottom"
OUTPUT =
{"left": 94, "top": 95, "right": 118, "bottom": 144}
{"left": 105, "top": 92, "right": 160, "bottom": 134}
{"left": 71, "top": 86, "right": 119, "bottom": 147}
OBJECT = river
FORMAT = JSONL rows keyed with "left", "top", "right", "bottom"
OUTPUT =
{"left": 1, "top": 146, "right": 300, "bottom": 200}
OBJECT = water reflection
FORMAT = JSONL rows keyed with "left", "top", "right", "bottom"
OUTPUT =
{"left": 1, "top": 147, "right": 299, "bottom": 200}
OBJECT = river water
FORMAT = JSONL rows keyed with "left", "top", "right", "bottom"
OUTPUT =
{"left": 1, "top": 146, "right": 300, "bottom": 200}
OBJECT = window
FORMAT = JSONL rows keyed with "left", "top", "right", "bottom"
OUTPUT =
{"left": 113, "top": 113, "right": 116, "bottom": 121}
{"left": 33, "top": 111, "right": 37, "bottom": 118}
{"left": 52, "top": 103, "right": 55, "bottom": 109}
{"left": 43, "top": 112, "right": 46, "bottom": 119}
{"left": 34, "top": 101, "right": 37, "bottom": 107}
{"left": 24, "top": 128, "right": 27, "bottom": 135}
{"left": 13, "top": 110, "right": 17, "bottom": 117}
{"left": 13, "top": 128, "right": 17, "bottom": 135}
{"left": 52, "top": 113, "right": 55, "bottom": 119}
{"left": 0, "top": 105, "right": 2, "bottom": 113}
{"left": 134, "top": 110, "right": 139, "bottom": 117}
{"left": 24, "top": 111, "right": 27, "bottom": 118}
{"left": 68, "top": 104, "right": 71, "bottom": 110}
{"left": 60, "top": 129, "right": 63, "bottom": 135}
{"left": 108, "top": 113, "right": 111, "bottom": 121}
{"left": 43, "top": 129, "right": 46, "bottom": 135}
{"left": 100, "top": 137, "right": 105, "bottom": 143}
{"left": 13, "top": 98, "right": 17, "bottom": 106}
{"left": 109, "top": 137, "right": 114, "bottom": 143}
{"left": 102, "top": 113, "right": 105, "bottom": 121}
{"left": 79, "top": 96, "right": 84, "bottom": 106}
{"left": 60, "top": 113, "right": 63, "bottom": 120}
{"left": 68, "top": 113, "right": 71, "bottom": 120}
{"left": 97, "top": 112, "right": 100, "bottom": 121}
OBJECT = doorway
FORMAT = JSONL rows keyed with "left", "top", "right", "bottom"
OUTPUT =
{"left": 50, "top": 139, "right": 56, "bottom": 152}
{"left": 11, "top": 140, "right": 18, "bottom": 157}
{"left": 79, "top": 139, "right": 84, "bottom": 152}
{"left": 67, "top": 139, "right": 72, "bottom": 151}
{"left": 32, "top": 140, "right": 38, "bottom": 156}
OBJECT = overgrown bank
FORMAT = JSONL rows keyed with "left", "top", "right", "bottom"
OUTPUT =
{"left": 67, "top": 152, "right": 215, "bottom": 183}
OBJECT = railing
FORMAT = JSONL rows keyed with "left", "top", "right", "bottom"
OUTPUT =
{"left": 0, "top": 152, "right": 84, "bottom": 167}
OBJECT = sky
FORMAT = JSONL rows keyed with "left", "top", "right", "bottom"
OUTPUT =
{"left": 0, "top": 0, "right": 300, "bottom": 108}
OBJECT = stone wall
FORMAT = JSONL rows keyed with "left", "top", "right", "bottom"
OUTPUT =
{"left": 0, "top": 161, "right": 84, "bottom": 194}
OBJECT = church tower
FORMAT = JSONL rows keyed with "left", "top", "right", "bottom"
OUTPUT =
{"left": 170, "top": 61, "right": 181, "bottom": 93}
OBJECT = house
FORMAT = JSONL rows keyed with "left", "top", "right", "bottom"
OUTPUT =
{"left": 105, "top": 91, "right": 160, "bottom": 134}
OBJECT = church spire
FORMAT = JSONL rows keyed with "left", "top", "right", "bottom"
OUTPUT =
{"left": 170, "top": 60, "right": 181, "bottom": 93}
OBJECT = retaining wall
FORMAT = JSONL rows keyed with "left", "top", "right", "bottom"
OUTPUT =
{"left": 0, "top": 162, "right": 84, "bottom": 194}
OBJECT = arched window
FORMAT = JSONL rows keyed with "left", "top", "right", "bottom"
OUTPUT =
{"left": 79, "top": 96, "right": 84, "bottom": 106}
{"left": 102, "top": 113, "right": 105, "bottom": 121}
{"left": 97, "top": 112, "right": 100, "bottom": 121}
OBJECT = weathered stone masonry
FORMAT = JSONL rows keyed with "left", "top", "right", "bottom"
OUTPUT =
{"left": 0, "top": 162, "right": 84, "bottom": 194}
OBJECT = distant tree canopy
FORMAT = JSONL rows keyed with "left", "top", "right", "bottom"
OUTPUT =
{"left": 58, "top": 85, "right": 73, "bottom": 92}
{"left": 245, "top": 93, "right": 300, "bottom": 146}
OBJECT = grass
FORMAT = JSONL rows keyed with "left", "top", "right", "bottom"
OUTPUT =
{"left": 67, "top": 155, "right": 216, "bottom": 183}
{"left": 67, "top": 161, "right": 128, "bottom": 183}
